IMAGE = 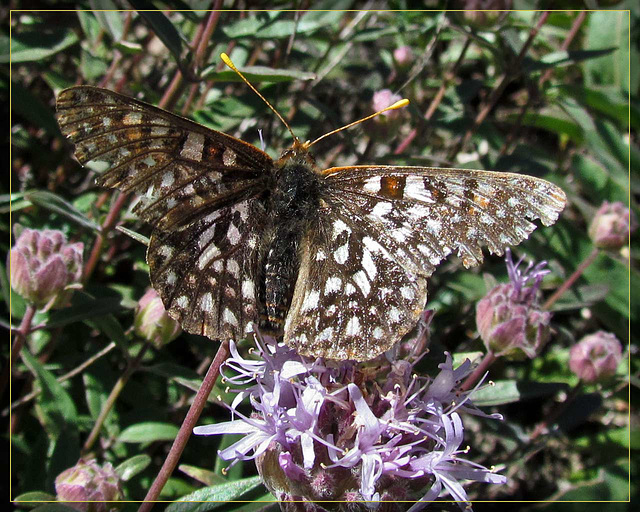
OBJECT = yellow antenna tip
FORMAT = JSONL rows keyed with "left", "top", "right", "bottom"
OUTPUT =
{"left": 220, "top": 53, "right": 233, "bottom": 67}
{"left": 386, "top": 99, "right": 410, "bottom": 110}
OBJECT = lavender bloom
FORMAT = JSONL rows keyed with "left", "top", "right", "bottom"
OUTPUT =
{"left": 195, "top": 331, "right": 506, "bottom": 510}
{"left": 476, "top": 249, "right": 552, "bottom": 360}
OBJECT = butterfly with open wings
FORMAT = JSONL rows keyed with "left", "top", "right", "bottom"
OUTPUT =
{"left": 56, "top": 57, "right": 566, "bottom": 361}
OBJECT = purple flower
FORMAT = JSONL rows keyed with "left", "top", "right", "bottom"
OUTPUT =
{"left": 569, "top": 331, "right": 623, "bottom": 383}
{"left": 588, "top": 200, "right": 637, "bottom": 250}
{"left": 195, "top": 331, "right": 506, "bottom": 510}
{"left": 9, "top": 226, "right": 83, "bottom": 311}
{"left": 476, "top": 249, "right": 552, "bottom": 360}
{"left": 55, "top": 458, "right": 123, "bottom": 512}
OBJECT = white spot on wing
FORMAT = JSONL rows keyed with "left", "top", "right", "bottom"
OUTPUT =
{"left": 334, "top": 242, "right": 349, "bottom": 264}
{"left": 223, "top": 308, "right": 238, "bottom": 327}
{"left": 324, "top": 276, "right": 342, "bottom": 294}
{"left": 301, "top": 289, "right": 320, "bottom": 313}
{"left": 345, "top": 316, "right": 361, "bottom": 336}
{"left": 180, "top": 132, "right": 205, "bottom": 161}
{"left": 352, "top": 270, "right": 370, "bottom": 297}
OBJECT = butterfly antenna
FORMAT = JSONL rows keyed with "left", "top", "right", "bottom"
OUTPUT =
{"left": 220, "top": 53, "right": 299, "bottom": 144}
{"left": 304, "top": 98, "right": 410, "bottom": 150}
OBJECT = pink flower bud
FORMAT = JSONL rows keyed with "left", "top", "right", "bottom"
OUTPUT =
{"left": 476, "top": 251, "right": 551, "bottom": 360}
{"left": 588, "top": 201, "right": 637, "bottom": 249}
{"left": 569, "top": 331, "right": 623, "bottom": 382}
{"left": 134, "top": 288, "right": 181, "bottom": 347}
{"left": 393, "top": 46, "right": 414, "bottom": 70}
{"left": 55, "top": 458, "right": 123, "bottom": 512}
{"left": 367, "top": 90, "right": 405, "bottom": 141}
{"left": 8, "top": 226, "right": 83, "bottom": 310}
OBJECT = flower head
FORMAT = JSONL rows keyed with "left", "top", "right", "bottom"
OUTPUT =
{"left": 476, "top": 249, "right": 552, "bottom": 360}
{"left": 588, "top": 201, "right": 637, "bottom": 250}
{"left": 134, "top": 288, "right": 182, "bottom": 347}
{"left": 393, "top": 46, "right": 414, "bottom": 71}
{"left": 55, "top": 458, "right": 123, "bottom": 512}
{"left": 569, "top": 331, "right": 623, "bottom": 383}
{"left": 9, "top": 226, "right": 83, "bottom": 311}
{"left": 195, "top": 329, "right": 506, "bottom": 510}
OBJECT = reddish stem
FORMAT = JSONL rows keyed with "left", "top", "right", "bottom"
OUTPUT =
{"left": 448, "top": 11, "right": 550, "bottom": 160}
{"left": 138, "top": 340, "right": 230, "bottom": 511}
{"left": 460, "top": 351, "right": 497, "bottom": 393}
{"left": 543, "top": 248, "right": 600, "bottom": 311}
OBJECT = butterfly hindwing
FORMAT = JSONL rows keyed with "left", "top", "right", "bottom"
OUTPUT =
{"left": 284, "top": 203, "right": 427, "bottom": 361}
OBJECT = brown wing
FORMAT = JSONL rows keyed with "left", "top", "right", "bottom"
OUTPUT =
{"left": 283, "top": 165, "right": 565, "bottom": 361}
{"left": 57, "top": 86, "right": 274, "bottom": 340}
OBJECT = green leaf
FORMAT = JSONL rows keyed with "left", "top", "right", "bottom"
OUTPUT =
{"left": 22, "top": 191, "right": 100, "bottom": 232}
{"left": 46, "top": 293, "right": 125, "bottom": 330}
{"left": 21, "top": 349, "right": 78, "bottom": 438}
{"left": 132, "top": 4, "right": 187, "bottom": 64}
{"left": 115, "top": 226, "right": 150, "bottom": 246}
{"left": 202, "top": 65, "right": 315, "bottom": 83}
{"left": 165, "top": 476, "right": 264, "bottom": 512}
{"left": 114, "top": 454, "right": 152, "bottom": 481}
{"left": 2, "top": 29, "right": 79, "bottom": 63}
{"left": 11, "top": 81, "right": 61, "bottom": 138}
{"left": 523, "top": 48, "right": 617, "bottom": 73}
{"left": 471, "top": 380, "right": 569, "bottom": 406}
{"left": 31, "top": 506, "right": 79, "bottom": 512}
{"left": 90, "top": 2, "right": 124, "bottom": 42}
{"left": 119, "top": 422, "right": 179, "bottom": 443}
{"left": 585, "top": 10, "right": 638, "bottom": 92}
{"left": 13, "top": 491, "right": 57, "bottom": 506}
{"left": 178, "top": 464, "right": 227, "bottom": 486}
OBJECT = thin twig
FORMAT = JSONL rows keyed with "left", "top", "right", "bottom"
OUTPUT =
{"left": 448, "top": 11, "right": 550, "bottom": 161}
{"left": 139, "top": 340, "right": 230, "bottom": 511}
{"left": 8, "top": 342, "right": 117, "bottom": 411}
{"left": 543, "top": 248, "right": 600, "bottom": 311}
{"left": 460, "top": 351, "right": 497, "bottom": 393}
{"left": 83, "top": 342, "right": 151, "bottom": 455}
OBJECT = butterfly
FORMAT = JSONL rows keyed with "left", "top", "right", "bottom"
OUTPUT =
{"left": 56, "top": 56, "right": 566, "bottom": 361}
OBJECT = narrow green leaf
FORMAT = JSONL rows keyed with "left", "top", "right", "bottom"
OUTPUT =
{"left": 3, "top": 29, "right": 79, "bottom": 63}
{"left": 21, "top": 349, "right": 78, "bottom": 438}
{"left": 471, "top": 380, "right": 569, "bottom": 406}
{"left": 132, "top": 5, "right": 186, "bottom": 63}
{"left": 524, "top": 48, "right": 617, "bottom": 73}
{"left": 23, "top": 191, "right": 100, "bottom": 232}
{"left": 13, "top": 491, "right": 57, "bottom": 505}
{"left": 114, "top": 454, "right": 152, "bottom": 481}
{"left": 202, "top": 66, "right": 315, "bottom": 83}
{"left": 115, "top": 225, "right": 149, "bottom": 246}
{"left": 166, "top": 476, "right": 264, "bottom": 512}
{"left": 178, "top": 464, "right": 227, "bottom": 486}
{"left": 46, "top": 293, "right": 125, "bottom": 329}
{"left": 119, "top": 422, "right": 179, "bottom": 443}
{"left": 90, "top": 2, "right": 124, "bottom": 42}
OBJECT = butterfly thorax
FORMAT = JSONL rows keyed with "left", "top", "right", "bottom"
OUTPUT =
{"left": 258, "top": 150, "right": 321, "bottom": 335}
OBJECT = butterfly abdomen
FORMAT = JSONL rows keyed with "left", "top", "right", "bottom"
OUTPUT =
{"left": 259, "top": 154, "right": 321, "bottom": 335}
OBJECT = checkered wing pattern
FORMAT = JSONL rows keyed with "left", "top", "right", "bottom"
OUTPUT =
{"left": 283, "top": 165, "right": 566, "bottom": 359}
{"left": 57, "top": 86, "right": 273, "bottom": 340}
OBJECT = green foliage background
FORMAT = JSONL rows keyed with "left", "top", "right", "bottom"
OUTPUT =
{"left": 4, "top": 4, "right": 637, "bottom": 511}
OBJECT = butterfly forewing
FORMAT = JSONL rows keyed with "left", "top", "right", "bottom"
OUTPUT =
{"left": 57, "top": 86, "right": 275, "bottom": 341}
{"left": 323, "top": 166, "right": 566, "bottom": 269}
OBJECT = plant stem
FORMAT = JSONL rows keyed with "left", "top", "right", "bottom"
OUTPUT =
{"left": 82, "top": 342, "right": 151, "bottom": 455}
{"left": 448, "top": 11, "right": 550, "bottom": 160}
{"left": 9, "top": 341, "right": 117, "bottom": 411}
{"left": 543, "top": 248, "right": 600, "bottom": 311}
{"left": 138, "top": 340, "right": 230, "bottom": 511}
{"left": 460, "top": 351, "right": 497, "bottom": 392}
{"left": 2, "top": 304, "right": 37, "bottom": 398}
